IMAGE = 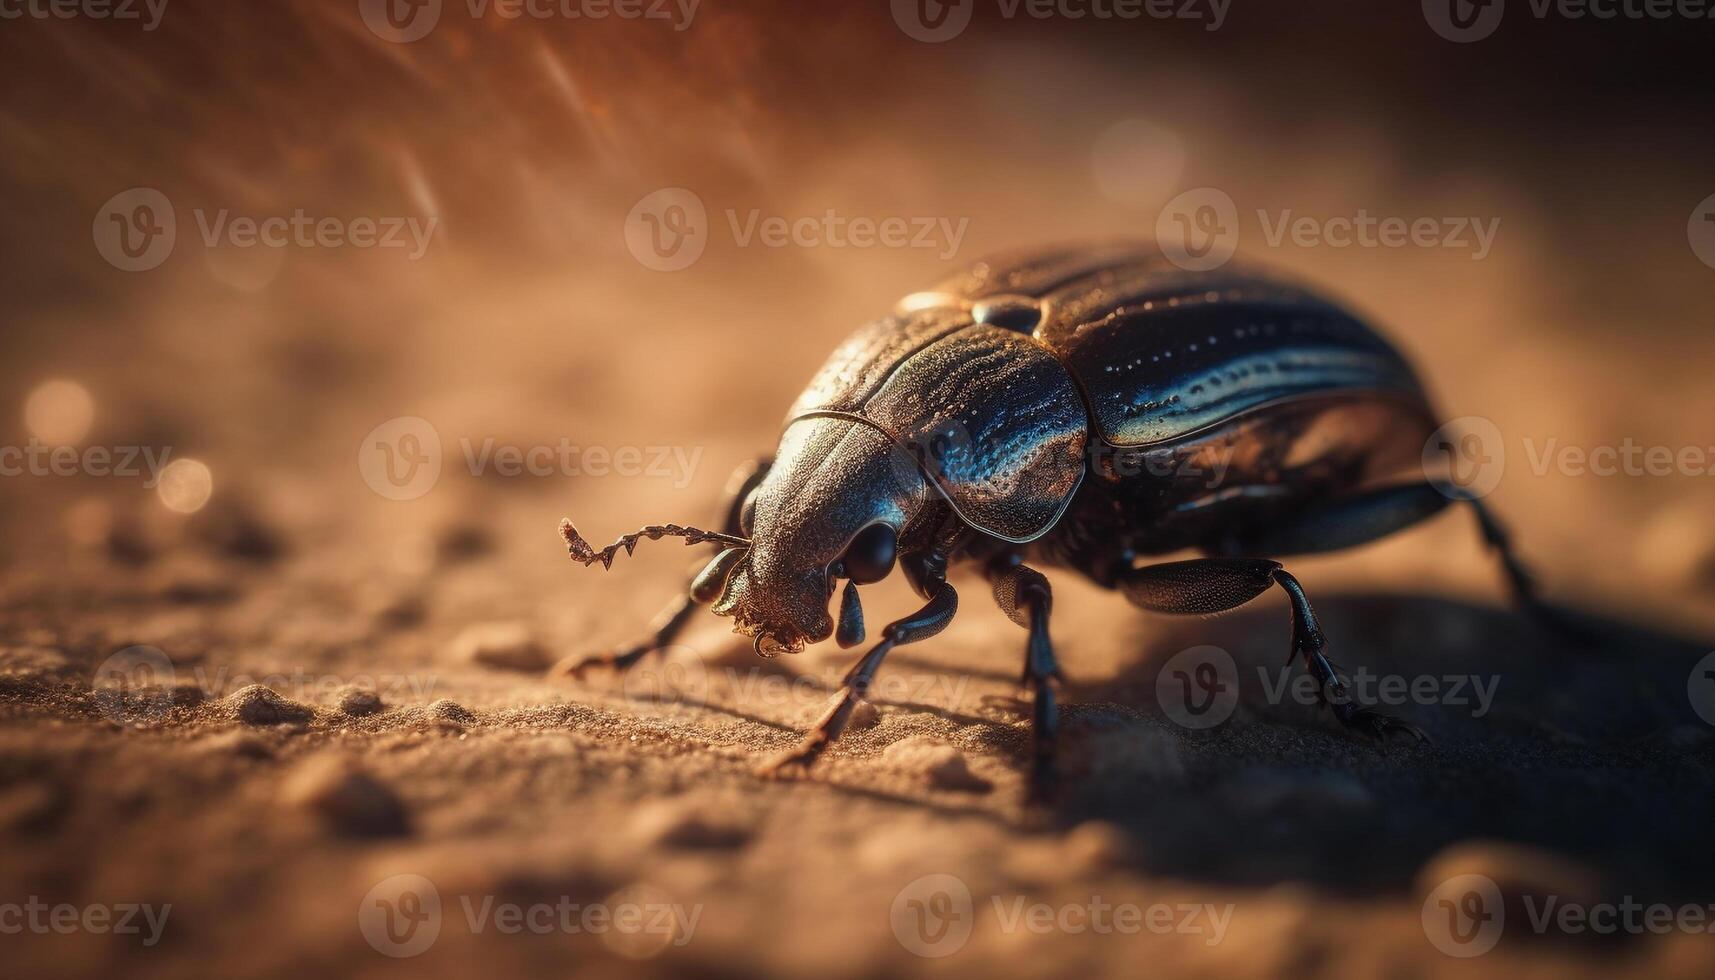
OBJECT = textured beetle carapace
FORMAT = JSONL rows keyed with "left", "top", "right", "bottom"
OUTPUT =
{"left": 559, "top": 242, "right": 1544, "bottom": 794}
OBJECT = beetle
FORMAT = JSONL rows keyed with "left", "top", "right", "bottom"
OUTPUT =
{"left": 558, "top": 242, "right": 1544, "bottom": 797}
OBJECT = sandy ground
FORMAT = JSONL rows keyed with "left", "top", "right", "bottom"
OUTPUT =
{"left": 4, "top": 277, "right": 1715, "bottom": 979}
{"left": 5, "top": 5, "right": 1715, "bottom": 978}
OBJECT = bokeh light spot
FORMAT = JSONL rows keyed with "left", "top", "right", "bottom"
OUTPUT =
{"left": 157, "top": 458, "right": 214, "bottom": 514}
{"left": 24, "top": 379, "right": 96, "bottom": 446}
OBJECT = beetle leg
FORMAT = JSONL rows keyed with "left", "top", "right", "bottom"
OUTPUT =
{"left": 1213, "top": 482, "right": 1563, "bottom": 632}
{"left": 1462, "top": 496, "right": 1573, "bottom": 633}
{"left": 554, "top": 457, "right": 771, "bottom": 678}
{"left": 988, "top": 560, "right": 1061, "bottom": 801}
{"left": 756, "top": 582, "right": 959, "bottom": 778}
{"left": 1120, "top": 558, "right": 1426, "bottom": 742}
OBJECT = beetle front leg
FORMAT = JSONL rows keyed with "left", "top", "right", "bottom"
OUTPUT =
{"left": 1121, "top": 558, "right": 1425, "bottom": 741}
{"left": 988, "top": 560, "right": 1061, "bottom": 801}
{"left": 554, "top": 457, "right": 771, "bottom": 678}
{"left": 756, "top": 581, "right": 959, "bottom": 778}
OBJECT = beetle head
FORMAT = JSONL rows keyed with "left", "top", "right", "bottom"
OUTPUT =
{"left": 558, "top": 416, "right": 928, "bottom": 657}
{"left": 710, "top": 416, "right": 927, "bottom": 656}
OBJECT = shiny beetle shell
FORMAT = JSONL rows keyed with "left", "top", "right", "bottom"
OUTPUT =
{"left": 785, "top": 242, "right": 1432, "bottom": 544}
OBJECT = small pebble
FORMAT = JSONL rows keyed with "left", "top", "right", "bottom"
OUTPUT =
{"left": 427, "top": 698, "right": 476, "bottom": 727}
{"left": 225, "top": 684, "right": 315, "bottom": 726}
{"left": 880, "top": 735, "right": 991, "bottom": 793}
{"left": 847, "top": 699, "right": 881, "bottom": 731}
{"left": 450, "top": 623, "right": 550, "bottom": 672}
{"left": 336, "top": 686, "right": 384, "bottom": 717}
{"left": 279, "top": 755, "right": 411, "bottom": 838}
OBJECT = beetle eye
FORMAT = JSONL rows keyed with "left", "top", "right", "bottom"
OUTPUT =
{"left": 840, "top": 524, "right": 896, "bottom": 585}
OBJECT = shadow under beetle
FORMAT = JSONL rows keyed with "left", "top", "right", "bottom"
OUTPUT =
{"left": 558, "top": 242, "right": 1544, "bottom": 798}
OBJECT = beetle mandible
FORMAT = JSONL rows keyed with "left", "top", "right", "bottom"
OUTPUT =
{"left": 558, "top": 242, "right": 1543, "bottom": 796}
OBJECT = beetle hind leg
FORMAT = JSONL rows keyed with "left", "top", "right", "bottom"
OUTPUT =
{"left": 1215, "top": 481, "right": 1559, "bottom": 629}
{"left": 1121, "top": 558, "right": 1426, "bottom": 742}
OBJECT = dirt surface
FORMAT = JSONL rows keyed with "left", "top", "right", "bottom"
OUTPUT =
{"left": 5, "top": 3, "right": 1715, "bottom": 979}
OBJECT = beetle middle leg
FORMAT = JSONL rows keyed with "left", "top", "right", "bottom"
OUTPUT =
{"left": 555, "top": 457, "right": 771, "bottom": 677}
{"left": 1120, "top": 557, "right": 1424, "bottom": 740}
{"left": 757, "top": 578, "right": 959, "bottom": 778}
{"left": 987, "top": 559, "right": 1061, "bottom": 800}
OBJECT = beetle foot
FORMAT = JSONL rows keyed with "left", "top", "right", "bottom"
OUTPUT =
{"left": 1332, "top": 702, "right": 1429, "bottom": 743}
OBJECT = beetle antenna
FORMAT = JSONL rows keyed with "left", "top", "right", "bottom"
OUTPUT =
{"left": 559, "top": 518, "right": 750, "bottom": 570}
